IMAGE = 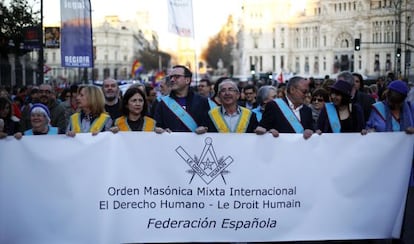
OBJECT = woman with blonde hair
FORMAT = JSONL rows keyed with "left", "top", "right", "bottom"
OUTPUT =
{"left": 66, "top": 85, "right": 112, "bottom": 137}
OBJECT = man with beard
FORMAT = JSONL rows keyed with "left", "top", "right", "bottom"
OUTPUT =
{"left": 102, "top": 78, "right": 122, "bottom": 121}
{"left": 38, "top": 84, "right": 66, "bottom": 133}
{"left": 154, "top": 65, "right": 210, "bottom": 133}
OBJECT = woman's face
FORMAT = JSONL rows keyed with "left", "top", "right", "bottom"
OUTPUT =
{"left": 330, "top": 91, "right": 343, "bottom": 107}
{"left": 0, "top": 103, "right": 10, "bottom": 118}
{"left": 76, "top": 88, "right": 89, "bottom": 110}
{"left": 264, "top": 89, "right": 277, "bottom": 104}
{"left": 312, "top": 95, "right": 325, "bottom": 110}
{"left": 387, "top": 90, "right": 405, "bottom": 108}
{"left": 127, "top": 93, "right": 144, "bottom": 116}
{"left": 31, "top": 112, "right": 48, "bottom": 130}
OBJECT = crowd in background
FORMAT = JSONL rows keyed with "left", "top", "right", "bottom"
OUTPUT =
{"left": 0, "top": 66, "right": 414, "bottom": 244}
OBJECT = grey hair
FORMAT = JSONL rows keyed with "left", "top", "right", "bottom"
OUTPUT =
{"left": 337, "top": 71, "right": 355, "bottom": 87}
{"left": 218, "top": 79, "right": 239, "bottom": 93}
{"left": 286, "top": 76, "right": 305, "bottom": 94}
{"left": 256, "top": 85, "right": 277, "bottom": 105}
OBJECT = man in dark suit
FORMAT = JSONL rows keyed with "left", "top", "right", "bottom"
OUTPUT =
{"left": 352, "top": 72, "right": 375, "bottom": 122}
{"left": 255, "top": 76, "right": 314, "bottom": 139}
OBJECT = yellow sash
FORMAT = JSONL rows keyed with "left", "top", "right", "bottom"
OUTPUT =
{"left": 70, "top": 113, "right": 110, "bottom": 133}
{"left": 115, "top": 116, "right": 155, "bottom": 132}
{"left": 208, "top": 107, "right": 251, "bottom": 133}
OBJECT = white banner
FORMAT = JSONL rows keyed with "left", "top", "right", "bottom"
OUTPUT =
{"left": 167, "top": 0, "right": 194, "bottom": 38}
{"left": 0, "top": 132, "right": 413, "bottom": 243}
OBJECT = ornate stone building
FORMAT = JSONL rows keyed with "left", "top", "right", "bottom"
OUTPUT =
{"left": 233, "top": 0, "right": 414, "bottom": 80}
{"left": 44, "top": 15, "right": 158, "bottom": 83}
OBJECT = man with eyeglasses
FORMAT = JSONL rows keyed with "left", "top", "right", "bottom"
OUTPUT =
{"left": 202, "top": 79, "right": 258, "bottom": 133}
{"left": 240, "top": 84, "right": 258, "bottom": 110}
{"left": 255, "top": 76, "right": 314, "bottom": 139}
{"left": 154, "top": 65, "right": 210, "bottom": 133}
{"left": 36, "top": 84, "right": 66, "bottom": 133}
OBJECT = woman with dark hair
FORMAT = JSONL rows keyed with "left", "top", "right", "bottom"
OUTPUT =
{"left": 364, "top": 80, "right": 414, "bottom": 133}
{"left": 309, "top": 88, "right": 330, "bottom": 131}
{"left": 110, "top": 87, "right": 155, "bottom": 132}
{"left": 316, "top": 79, "right": 365, "bottom": 133}
{"left": 0, "top": 97, "right": 21, "bottom": 139}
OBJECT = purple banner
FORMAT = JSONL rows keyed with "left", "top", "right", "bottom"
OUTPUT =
{"left": 60, "top": 0, "right": 93, "bottom": 68}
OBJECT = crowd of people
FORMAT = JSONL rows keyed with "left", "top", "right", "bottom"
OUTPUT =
{"left": 0, "top": 65, "right": 414, "bottom": 244}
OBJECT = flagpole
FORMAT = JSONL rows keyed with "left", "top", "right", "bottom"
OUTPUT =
{"left": 190, "top": 0, "right": 198, "bottom": 87}
{"left": 38, "top": 0, "right": 44, "bottom": 84}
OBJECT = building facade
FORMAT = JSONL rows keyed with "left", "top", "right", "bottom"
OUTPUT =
{"left": 44, "top": 15, "right": 158, "bottom": 84}
{"left": 233, "top": 0, "right": 414, "bottom": 80}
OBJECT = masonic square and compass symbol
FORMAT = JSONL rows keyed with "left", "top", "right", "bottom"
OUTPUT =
{"left": 176, "top": 137, "right": 234, "bottom": 184}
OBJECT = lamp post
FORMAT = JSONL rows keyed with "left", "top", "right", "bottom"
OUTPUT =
{"left": 8, "top": 40, "right": 16, "bottom": 87}
{"left": 19, "top": 43, "right": 26, "bottom": 86}
{"left": 38, "top": 0, "right": 44, "bottom": 84}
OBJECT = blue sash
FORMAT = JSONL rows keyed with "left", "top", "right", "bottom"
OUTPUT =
{"left": 161, "top": 96, "right": 198, "bottom": 132}
{"left": 373, "top": 102, "right": 400, "bottom": 131}
{"left": 25, "top": 126, "right": 58, "bottom": 135}
{"left": 325, "top": 103, "right": 341, "bottom": 133}
{"left": 251, "top": 107, "right": 262, "bottom": 122}
{"left": 274, "top": 98, "right": 304, "bottom": 133}
{"left": 208, "top": 98, "right": 217, "bottom": 109}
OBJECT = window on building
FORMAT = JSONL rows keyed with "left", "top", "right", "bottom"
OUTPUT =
{"left": 104, "top": 68, "right": 110, "bottom": 78}
{"left": 358, "top": 55, "right": 362, "bottom": 70}
{"left": 305, "top": 57, "right": 309, "bottom": 73}
{"left": 323, "top": 56, "right": 326, "bottom": 71}
{"left": 295, "top": 57, "right": 300, "bottom": 73}
{"left": 272, "top": 56, "right": 276, "bottom": 71}
{"left": 259, "top": 56, "right": 263, "bottom": 71}
{"left": 314, "top": 56, "right": 319, "bottom": 74}
{"left": 44, "top": 53, "right": 48, "bottom": 63}
{"left": 114, "top": 68, "right": 118, "bottom": 80}
{"left": 52, "top": 52, "right": 56, "bottom": 62}
{"left": 281, "top": 55, "right": 285, "bottom": 69}
{"left": 386, "top": 53, "right": 392, "bottom": 71}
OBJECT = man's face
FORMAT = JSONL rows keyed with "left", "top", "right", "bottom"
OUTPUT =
{"left": 103, "top": 79, "right": 119, "bottom": 101}
{"left": 147, "top": 88, "right": 157, "bottom": 103}
{"left": 353, "top": 75, "right": 361, "bottom": 90}
{"left": 38, "top": 84, "right": 53, "bottom": 105}
{"left": 290, "top": 80, "right": 309, "bottom": 105}
{"left": 169, "top": 67, "right": 190, "bottom": 93}
{"left": 244, "top": 88, "right": 256, "bottom": 102}
{"left": 198, "top": 81, "right": 210, "bottom": 97}
{"left": 219, "top": 82, "right": 240, "bottom": 107}
{"left": 160, "top": 81, "right": 171, "bottom": 96}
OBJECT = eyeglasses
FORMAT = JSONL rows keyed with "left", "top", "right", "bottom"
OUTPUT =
{"left": 170, "top": 74, "right": 185, "bottom": 79}
{"left": 39, "top": 90, "right": 51, "bottom": 94}
{"left": 220, "top": 88, "right": 238, "bottom": 94}
{"left": 296, "top": 87, "right": 308, "bottom": 94}
{"left": 312, "top": 98, "right": 324, "bottom": 103}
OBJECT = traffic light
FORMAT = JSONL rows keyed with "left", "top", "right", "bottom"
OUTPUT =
{"left": 396, "top": 48, "right": 401, "bottom": 58}
{"left": 354, "top": 38, "right": 360, "bottom": 51}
